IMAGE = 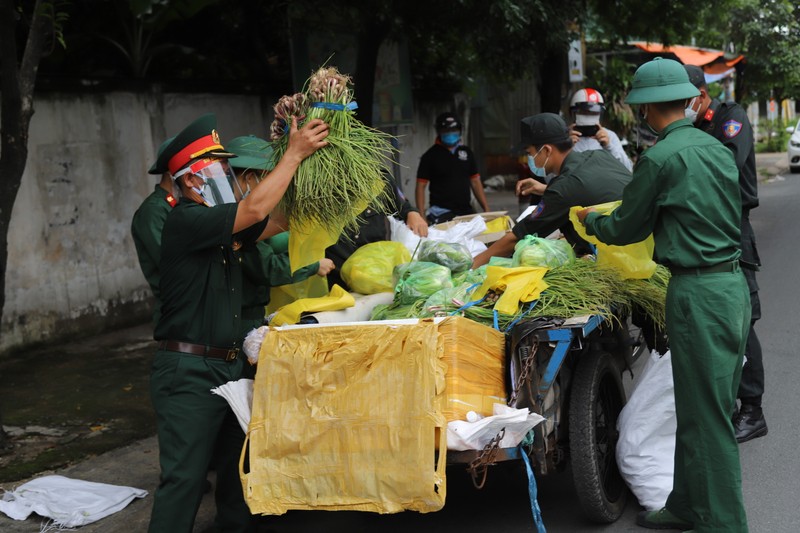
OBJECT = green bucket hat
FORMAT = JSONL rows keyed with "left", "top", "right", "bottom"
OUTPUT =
{"left": 147, "top": 136, "right": 175, "bottom": 175}
{"left": 226, "top": 135, "right": 275, "bottom": 171}
{"left": 625, "top": 57, "right": 700, "bottom": 105}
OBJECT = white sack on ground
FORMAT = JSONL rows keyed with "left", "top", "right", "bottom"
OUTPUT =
{"left": 211, "top": 379, "right": 254, "bottom": 433}
{"left": 388, "top": 216, "right": 488, "bottom": 257}
{"left": 0, "top": 475, "right": 147, "bottom": 527}
{"left": 616, "top": 349, "right": 676, "bottom": 510}
{"left": 446, "top": 403, "right": 544, "bottom": 451}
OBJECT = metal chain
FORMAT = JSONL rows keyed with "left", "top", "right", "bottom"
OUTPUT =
{"left": 508, "top": 340, "right": 539, "bottom": 407}
{"left": 466, "top": 428, "right": 506, "bottom": 489}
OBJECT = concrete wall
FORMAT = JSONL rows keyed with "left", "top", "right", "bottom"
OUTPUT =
{"left": 0, "top": 91, "right": 275, "bottom": 354}
{"left": 0, "top": 90, "right": 453, "bottom": 356}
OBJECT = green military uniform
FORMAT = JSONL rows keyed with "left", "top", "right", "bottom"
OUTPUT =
{"left": 585, "top": 118, "right": 750, "bottom": 532}
{"left": 148, "top": 115, "right": 258, "bottom": 533}
{"left": 695, "top": 96, "right": 765, "bottom": 416}
{"left": 239, "top": 235, "right": 319, "bottom": 337}
{"left": 131, "top": 184, "right": 176, "bottom": 325}
{"left": 512, "top": 148, "right": 631, "bottom": 255}
{"left": 151, "top": 200, "right": 266, "bottom": 533}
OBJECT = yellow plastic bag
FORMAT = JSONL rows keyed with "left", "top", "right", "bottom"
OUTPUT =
{"left": 484, "top": 215, "right": 513, "bottom": 234}
{"left": 266, "top": 275, "right": 329, "bottom": 315}
{"left": 242, "top": 320, "right": 447, "bottom": 515}
{"left": 269, "top": 284, "right": 355, "bottom": 326}
{"left": 470, "top": 266, "right": 549, "bottom": 315}
{"left": 288, "top": 221, "right": 341, "bottom": 274}
{"left": 569, "top": 201, "right": 657, "bottom": 280}
{"left": 341, "top": 241, "right": 411, "bottom": 294}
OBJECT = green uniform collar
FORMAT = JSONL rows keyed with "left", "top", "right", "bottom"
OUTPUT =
{"left": 657, "top": 118, "right": 695, "bottom": 142}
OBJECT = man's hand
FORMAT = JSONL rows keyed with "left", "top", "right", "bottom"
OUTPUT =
{"left": 284, "top": 117, "right": 329, "bottom": 162}
{"left": 569, "top": 124, "right": 582, "bottom": 145}
{"left": 316, "top": 258, "right": 335, "bottom": 276}
{"left": 516, "top": 178, "right": 546, "bottom": 197}
{"left": 576, "top": 207, "right": 597, "bottom": 223}
{"left": 594, "top": 125, "right": 610, "bottom": 148}
{"left": 406, "top": 211, "right": 429, "bottom": 237}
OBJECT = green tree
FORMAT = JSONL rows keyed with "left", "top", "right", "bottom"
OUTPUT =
{"left": 0, "top": 0, "right": 67, "bottom": 451}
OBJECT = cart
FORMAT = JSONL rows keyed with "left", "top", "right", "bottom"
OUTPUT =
{"left": 447, "top": 311, "right": 647, "bottom": 524}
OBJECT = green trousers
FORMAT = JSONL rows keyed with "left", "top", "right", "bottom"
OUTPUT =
{"left": 664, "top": 268, "right": 750, "bottom": 532}
{"left": 149, "top": 350, "right": 256, "bottom": 533}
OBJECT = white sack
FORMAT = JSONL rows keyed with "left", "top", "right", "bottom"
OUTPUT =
{"left": 211, "top": 379, "right": 255, "bottom": 433}
{"left": 616, "top": 349, "right": 676, "bottom": 510}
{"left": 306, "top": 292, "right": 394, "bottom": 323}
{"left": 388, "top": 216, "right": 488, "bottom": 257}
{"left": 0, "top": 475, "right": 147, "bottom": 527}
{"left": 446, "top": 403, "right": 544, "bottom": 451}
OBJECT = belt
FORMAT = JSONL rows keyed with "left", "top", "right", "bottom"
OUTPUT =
{"left": 668, "top": 260, "right": 739, "bottom": 276}
{"left": 158, "top": 340, "right": 239, "bottom": 362}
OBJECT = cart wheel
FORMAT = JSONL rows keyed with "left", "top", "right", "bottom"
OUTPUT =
{"left": 568, "top": 350, "right": 628, "bottom": 523}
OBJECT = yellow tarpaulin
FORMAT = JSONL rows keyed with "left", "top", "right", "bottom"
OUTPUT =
{"left": 569, "top": 201, "right": 657, "bottom": 279}
{"left": 242, "top": 320, "right": 448, "bottom": 515}
{"left": 471, "top": 265, "right": 549, "bottom": 315}
{"left": 268, "top": 284, "right": 355, "bottom": 326}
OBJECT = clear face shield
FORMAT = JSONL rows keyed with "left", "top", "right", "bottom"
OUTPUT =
{"left": 174, "top": 158, "right": 245, "bottom": 206}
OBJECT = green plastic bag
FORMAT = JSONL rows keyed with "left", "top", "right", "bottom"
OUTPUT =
{"left": 417, "top": 240, "right": 473, "bottom": 273}
{"left": 512, "top": 235, "right": 575, "bottom": 268}
{"left": 393, "top": 261, "right": 453, "bottom": 305}
{"left": 422, "top": 283, "right": 476, "bottom": 316}
{"left": 342, "top": 241, "right": 411, "bottom": 294}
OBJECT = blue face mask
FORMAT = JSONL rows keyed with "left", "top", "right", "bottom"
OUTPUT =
{"left": 527, "top": 147, "right": 548, "bottom": 177}
{"left": 440, "top": 132, "right": 460, "bottom": 147}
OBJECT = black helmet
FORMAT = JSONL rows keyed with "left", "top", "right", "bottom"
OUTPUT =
{"left": 435, "top": 112, "right": 462, "bottom": 130}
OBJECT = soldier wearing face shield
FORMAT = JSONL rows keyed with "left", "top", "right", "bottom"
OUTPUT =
{"left": 577, "top": 58, "right": 749, "bottom": 533}
{"left": 148, "top": 114, "right": 328, "bottom": 533}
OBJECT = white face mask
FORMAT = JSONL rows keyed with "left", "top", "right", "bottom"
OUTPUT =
{"left": 684, "top": 97, "right": 699, "bottom": 123}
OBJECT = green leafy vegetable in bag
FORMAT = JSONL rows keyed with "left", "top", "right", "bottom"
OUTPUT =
{"left": 512, "top": 235, "right": 575, "bottom": 268}
{"left": 393, "top": 261, "right": 453, "bottom": 305}
{"left": 417, "top": 240, "right": 473, "bottom": 273}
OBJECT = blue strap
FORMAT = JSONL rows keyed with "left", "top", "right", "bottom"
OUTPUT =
{"left": 505, "top": 300, "right": 538, "bottom": 333}
{"left": 493, "top": 309, "right": 500, "bottom": 331}
{"left": 310, "top": 101, "right": 359, "bottom": 111}
{"left": 520, "top": 445, "right": 547, "bottom": 533}
{"left": 449, "top": 292, "right": 487, "bottom": 316}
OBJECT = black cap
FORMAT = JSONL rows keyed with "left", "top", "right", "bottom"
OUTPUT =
{"left": 435, "top": 112, "right": 462, "bottom": 130}
{"left": 519, "top": 113, "right": 571, "bottom": 149}
{"left": 684, "top": 64, "right": 707, "bottom": 89}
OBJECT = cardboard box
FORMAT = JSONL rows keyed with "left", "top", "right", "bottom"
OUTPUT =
{"left": 433, "top": 211, "right": 513, "bottom": 244}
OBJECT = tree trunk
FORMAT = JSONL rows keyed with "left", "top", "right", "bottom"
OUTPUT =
{"left": 540, "top": 47, "right": 568, "bottom": 115}
{"left": 353, "top": 22, "right": 389, "bottom": 127}
{"left": 0, "top": 0, "right": 55, "bottom": 448}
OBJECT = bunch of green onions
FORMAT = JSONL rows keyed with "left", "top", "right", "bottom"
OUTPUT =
{"left": 269, "top": 67, "right": 396, "bottom": 233}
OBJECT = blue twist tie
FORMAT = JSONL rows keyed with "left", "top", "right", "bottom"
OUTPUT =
{"left": 310, "top": 101, "right": 359, "bottom": 111}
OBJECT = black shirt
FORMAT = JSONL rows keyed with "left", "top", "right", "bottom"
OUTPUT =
{"left": 513, "top": 150, "right": 632, "bottom": 255}
{"left": 697, "top": 100, "right": 758, "bottom": 211}
{"left": 416, "top": 142, "right": 479, "bottom": 214}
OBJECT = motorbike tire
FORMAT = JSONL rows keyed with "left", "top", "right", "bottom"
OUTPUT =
{"left": 568, "top": 350, "right": 628, "bottom": 523}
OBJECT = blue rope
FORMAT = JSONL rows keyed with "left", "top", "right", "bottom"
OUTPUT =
{"left": 520, "top": 445, "right": 547, "bottom": 532}
{"left": 310, "top": 101, "right": 359, "bottom": 111}
{"left": 505, "top": 300, "right": 538, "bottom": 333}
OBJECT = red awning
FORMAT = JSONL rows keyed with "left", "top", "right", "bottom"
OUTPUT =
{"left": 631, "top": 42, "right": 744, "bottom": 68}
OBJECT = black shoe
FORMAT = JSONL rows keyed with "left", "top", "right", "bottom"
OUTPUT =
{"left": 733, "top": 404, "right": 768, "bottom": 443}
{"left": 636, "top": 507, "right": 693, "bottom": 530}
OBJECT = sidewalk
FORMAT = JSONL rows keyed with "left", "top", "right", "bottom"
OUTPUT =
{"left": 0, "top": 152, "right": 788, "bottom": 531}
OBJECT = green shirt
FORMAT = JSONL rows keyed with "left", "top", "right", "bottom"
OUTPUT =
{"left": 240, "top": 239, "right": 319, "bottom": 332}
{"left": 512, "top": 149, "right": 632, "bottom": 255}
{"left": 131, "top": 184, "right": 175, "bottom": 324}
{"left": 585, "top": 119, "right": 741, "bottom": 268}
{"left": 154, "top": 200, "right": 267, "bottom": 349}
